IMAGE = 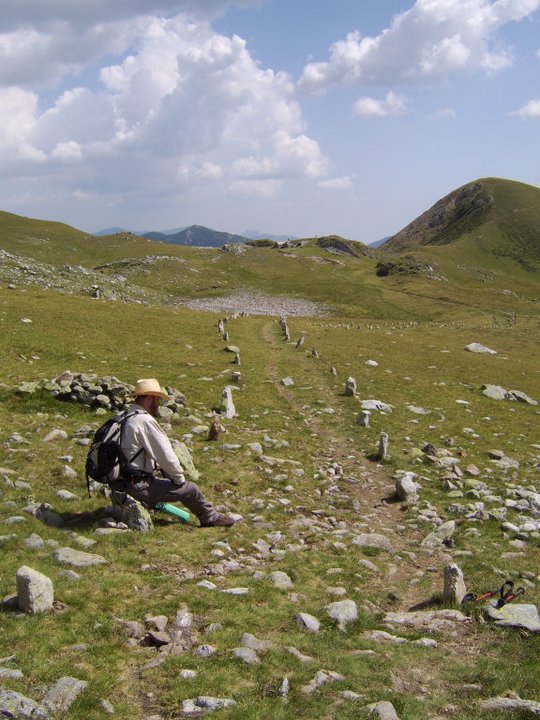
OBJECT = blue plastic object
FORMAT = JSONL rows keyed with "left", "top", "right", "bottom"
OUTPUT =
{"left": 155, "top": 502, "right": 190, "bottom": 523}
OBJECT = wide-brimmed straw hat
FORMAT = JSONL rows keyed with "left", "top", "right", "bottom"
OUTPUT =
{"left": 132, "top": 378, "right": 169, "bottom": 400}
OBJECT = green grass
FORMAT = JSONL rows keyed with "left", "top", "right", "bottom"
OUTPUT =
{"left": 0, "top": 226, "right": 539, "bottom": 718}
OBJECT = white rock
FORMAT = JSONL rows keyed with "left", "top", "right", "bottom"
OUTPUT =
{"left": 16, "top": 566, "right": 54, "bottom": 614}
{"left": 465, "top": 343, "right": 497, "bottom": 354}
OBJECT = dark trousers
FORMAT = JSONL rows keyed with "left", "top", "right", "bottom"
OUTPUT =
{"left": 111, "top": 477, "right": 218, "bottom": 525}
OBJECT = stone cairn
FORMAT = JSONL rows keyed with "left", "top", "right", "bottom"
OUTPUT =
{"left": 208, "top": 414, "right": 226, "bottom": 441}
{"left": 279, "top": 316, "right": 291, "bottom": 342}
{"left": 357, "top": 410, "right": 371, "bottom": 427}
{"left": 17, "top": 371, "right": 186, "bottom": 414}
{"left": 377, "top": 431, "right": 390, "bottom": 461}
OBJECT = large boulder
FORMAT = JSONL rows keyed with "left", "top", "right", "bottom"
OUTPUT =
{"left": 171, "top": 439, "right": 200, "bottom": 482}
{"left": 111, "top": 491, "right": 154, "bottom": 531}
{"left": 0, "top": 689, "right": 48, "bottom": 719}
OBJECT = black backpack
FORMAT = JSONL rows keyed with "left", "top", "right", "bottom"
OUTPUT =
{"left": 85, "top": 411, "right": 142, "bottom": 496}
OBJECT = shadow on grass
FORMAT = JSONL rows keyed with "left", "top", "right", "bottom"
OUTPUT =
{"left": 51, "top": 509, "right": 190, "bottom": 531}
{"left": 408, "top": 593, "right": 446, "bottom": 612}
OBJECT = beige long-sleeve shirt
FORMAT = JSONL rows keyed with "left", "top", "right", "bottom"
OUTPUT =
{"left": 120, "top": 404, "right": 185, "bottom": 485}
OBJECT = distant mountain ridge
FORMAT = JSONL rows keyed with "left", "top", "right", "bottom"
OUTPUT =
{"left": 94, "top": 225, "right": 290, "bottom": 246}
{"left": 142, "top": 225, "right": 249, "bottom": 247}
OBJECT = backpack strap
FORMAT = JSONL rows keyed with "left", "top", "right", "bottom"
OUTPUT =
{"left": 117, "top": 410, "right": 145, "bottom": 478}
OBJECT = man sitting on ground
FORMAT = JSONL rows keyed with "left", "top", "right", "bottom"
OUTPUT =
{"left": 111, "top": 378, "right": 235, "bottom": 527}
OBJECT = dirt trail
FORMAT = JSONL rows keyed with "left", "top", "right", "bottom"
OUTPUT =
{"left": 259, "top": 318, "right": 492, "bottom": 685}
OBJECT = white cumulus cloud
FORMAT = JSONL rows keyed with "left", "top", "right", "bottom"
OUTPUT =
{"left": 511, "top": 98, "right": 540, "bottom": 116}
{"left": 298, "top": 0, "right": 540, "bottom": 93}
{"left": 354, "top": 91, "right": 407, "bottom": 117}
{"left": 318, "top": 176, "right": 354, "bottom": 190}
{"left": 0, "top": 13, "right": 328, "bottom": 212}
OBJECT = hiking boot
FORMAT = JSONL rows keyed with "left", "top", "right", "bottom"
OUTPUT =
{"left": 200, "top": 513, "right": 235, "bottom": 528}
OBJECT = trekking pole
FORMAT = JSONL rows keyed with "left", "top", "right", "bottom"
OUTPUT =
{"left": 461, "top": 587, "right": 502, "bottom": 605}
{"left": 496, "top": 585, "right": 525, "bottom": 609}
{"left": 461, "top": 580, "right": 515, "bottom": 605}
{"left": 155, "top": 502, "right": 190, "bottom": 523}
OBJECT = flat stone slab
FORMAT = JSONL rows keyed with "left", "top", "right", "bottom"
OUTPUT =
{"left": 43, "top": 677, "right": 88, "bottom": 713}
{"left": 366, "top": 700, "right": 401, "bottom": 719}
{"left": 352, "top": 533, "right": 393, "bottom": 552}
{"left": 54, "top": 547, "right": 108, "bottom": 567}
{"left": 385, "top": 609, "right": 469, "bottom": 632}
{"left": 480, "top": 697, "right": 540, "bottom": 715}
{"left": 484, "top": 603, "right": 540, "bottom": 632}
{"left": 465, "top": 343, "right": 497, "bottom": 354}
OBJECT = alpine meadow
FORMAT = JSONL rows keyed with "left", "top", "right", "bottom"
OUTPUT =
{"left": 1, "top": 176, "right": 540, "bottom": 720}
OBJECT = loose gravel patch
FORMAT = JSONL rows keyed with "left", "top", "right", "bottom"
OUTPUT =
{"left": 180, "top": 290, "right": 331, "bottom": 317}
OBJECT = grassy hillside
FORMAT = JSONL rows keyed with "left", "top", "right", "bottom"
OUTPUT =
{"left": 1, "top": 184, "right": 539, "bottom": 719}
{"left": 380, "top": 178, "right": 540, "bottom": 268}
{"left": 0, "top": 284, "right": 539, "bottom": 719}
{"left": 2, "top": 184, "right": 540, "bottom": 325}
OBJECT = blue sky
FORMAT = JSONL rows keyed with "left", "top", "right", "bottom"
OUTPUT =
{"left": 1, "top": 0, "right": 539, "bottom": 244}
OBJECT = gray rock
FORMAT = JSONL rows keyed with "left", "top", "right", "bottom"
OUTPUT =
{"left": 357, "top": 410, "right": 371, "bottom": 427}
{"left": 54, "top": 547, "right": 108, "bottom": 567}
{"left": 366, "top": 700, "right": 401, "bottom": 719}
{"left": 443, "top": 563, "right": 467, "bottom": 604}
{"left": 325, "top": 599, "right": 358, "bottom": 631}
{"left": 100, "top": 699, "right": 115, "bottom": 715}
{"left": 480, "top": 697, "right": 540, "bottom": 714}
{"left": 0, "top": 689, "right": 48, "bottom": 719}
{"left": 171, "top": 440, "right": 200, "bottom": 482}
{"left": 233, "top": 647, "right": 259, "bottom": 664}
{"left": 240, "top": 633, "right": 271, "bottom": 652}
{"left": 344, "top": 377, "right": 357, "bottom": 396}
{"left": 182, "top": 697, "right": 236, "bottom": 714}
{"left": 483, "top": 603, "right": 540, "bottom": 632}
{"left": 465, "top": 343, "right": 497, "bottom": 354}
{"left": 285, "top": 646, "right": 313, "bottom": 663}
{"left": 111, "top": 492, "right": 154, "bottom": 532}
{"left": 24, "top": 533, "right": 45, "bottom": 550}
{"left": 57, "top": 488, "right": 78, "bottom": 499}
{"left": 194, "top": 644, "right": 216, "bottom": 658}
{"left": 377, "top": 431, "right": 389, "bottom": 461}
{"left": 385, "top": 609, "right": 468, "bottom": 632}
{"left": 17, "top": 382, "right": 40, "bottom": 395}
{"left": 395, "top": 472, "right": 419, "bottom": 503}
{"left": 364, "top": 630, "right": 407, "bottom": 645}
{"left": 43, "top": 429, "right": 68, "bottom": 443}
{"left": 406, "top": 405, "right": 430, "bottom": 415}
{"left": 221, "top": 386, "right": 236, "bottom": 419}
{"left": 116, "top": 619, "right": 146, "bottom": 639}
{"left": 420, "top": 520, "right": 456, "bottom": 550}
{"left": 42, "top": 677, "right": 88, "bottom": 714}
{"left": 281, "top": 377, "right": 294, "bottom": 387}
{"left": 269, "top": 571, "right": 293, "bottom": 590}
{"left": 35, "top": 504, "right": 64, "bottom": 528}
{"left": 0, "top": 668, "right": 24, "bottom": 679}
{"left": 509, "top": 390, "right": 537, "bottom": 405}
{"left": 361, "top": 399, "right": 393, "bottom": 413}
{"left": 352, "top": 533, "right": 393, "bottom": 552}
{"left": 16, "top": 565, "right": 54, "bottom": 614}
{"left": 295, "top": 612, "right": 320, "bottom": 633}
{"left": 301, "top": 670, "right": 344, "bottom": 695}
{"left": 481, "top": 384, "right": 510, "bottom": 400}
